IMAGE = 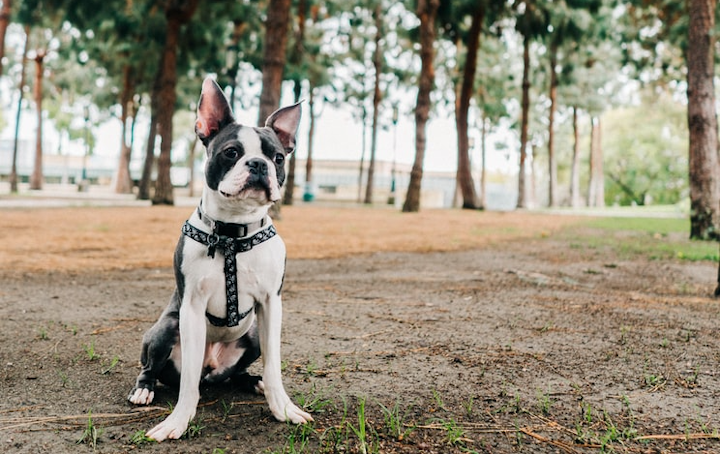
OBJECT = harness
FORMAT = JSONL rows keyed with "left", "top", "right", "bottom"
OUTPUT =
{"left": 181, "top": 205, "right": 277, "bottom": 327}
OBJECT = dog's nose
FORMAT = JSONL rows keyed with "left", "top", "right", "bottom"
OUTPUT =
{"left": 247, "top": 158, "right": 268, "bottom": 176}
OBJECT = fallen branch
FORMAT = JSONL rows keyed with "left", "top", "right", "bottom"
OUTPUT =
{"left": 636, "top": 432, "right": 720, "bottom": 441}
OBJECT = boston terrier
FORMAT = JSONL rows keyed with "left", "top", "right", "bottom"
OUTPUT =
{"left": 127, "top": 76, "right": 312, "bottom": 442}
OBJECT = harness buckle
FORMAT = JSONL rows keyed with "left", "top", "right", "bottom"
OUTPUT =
{"left": 207, "top": 232, "right": 220, "bottom": 258}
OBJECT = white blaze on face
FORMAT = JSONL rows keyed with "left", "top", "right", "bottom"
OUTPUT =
{"left": 217, "top": 128, "right": 281, "bottom": 201}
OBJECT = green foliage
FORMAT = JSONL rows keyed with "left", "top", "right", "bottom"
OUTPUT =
{"left": 603, "top": 93, "right": 688, "bottom": 206}
{"left": 77, "top": 410, "right": 103, "bottom": 449}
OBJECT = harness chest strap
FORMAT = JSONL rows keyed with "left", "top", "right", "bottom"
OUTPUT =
{"left": 181, "top": 217, "right": 276, "bottom": 327}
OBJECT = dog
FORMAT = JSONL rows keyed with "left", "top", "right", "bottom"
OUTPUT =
{"left": 127, "top": 76, "right": 312, "bottom": 442}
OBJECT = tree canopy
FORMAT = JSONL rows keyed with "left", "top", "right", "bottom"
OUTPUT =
{"left": 0, "top": 0, "right": 716, "bottom": 228}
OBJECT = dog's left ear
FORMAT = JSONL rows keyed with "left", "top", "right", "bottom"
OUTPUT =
{"left": 265, "top": 103, "right": 302, "bottom": 154}
{"left": 196, "top": 77, "right": 235, "bottom": 147}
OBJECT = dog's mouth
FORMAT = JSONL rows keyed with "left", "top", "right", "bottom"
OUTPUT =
{"left": 220, "top": 179, "right": 277, "bottom": 202}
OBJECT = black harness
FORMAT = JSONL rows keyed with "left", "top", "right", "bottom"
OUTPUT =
{"left": 181, "top": 206, "right": 277, "bottom": 327}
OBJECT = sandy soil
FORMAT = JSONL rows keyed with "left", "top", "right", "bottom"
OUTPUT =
{"left": 1, "top": 205, "right": 719, "bottom": 453}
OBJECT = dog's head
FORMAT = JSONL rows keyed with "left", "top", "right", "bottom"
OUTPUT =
{"left": 195, "top": 77, "right": 301, "bottom": 208}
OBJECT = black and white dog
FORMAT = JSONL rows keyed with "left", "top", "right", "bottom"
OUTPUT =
{"left": 128, "top": 77, "right": 312, "bottom": 442}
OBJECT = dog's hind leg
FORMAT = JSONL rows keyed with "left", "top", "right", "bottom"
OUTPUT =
{"left": 229, "top": 323, "right": 262, "bottom": 393}
{"left": 128, "top": 291, "right": 181, "bottom": 405}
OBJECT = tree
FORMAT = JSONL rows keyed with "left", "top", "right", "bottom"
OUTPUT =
{"left": 150, "top": 0, "right": 199, "bottom": 205}
{"left": 686, "top": 0, "right": 719, "bottom": 240}
{"left": 586, "top": 115, "right": 604, "bottom": 207}
{"left": 402, "top": 0, "right": 439, "bottom": 213}
{"left": 474, "top": 34, "right": 512, "bottom": 210}
{"left": 29, "top": 47, "right": 46, "bottom": 190}
{"left": 603, "top": 95, "right": 688, "bottom": 206}
{"left": 258, "top": 0, "right": 292, "bottom": 126}
{"left": 514, "top": 0, "right": 548, "bottom": 209}
{"left": 364, "top": 2, "right": 383, "bottom": 204}
{"left": 0, "top": 0, "right": 11, "bottom": 77}
{"left": 259, "top": 0, "right": 292, "bottom": 216}
{"left": 282, "top": 0, "right": 309, "bottom": 206}
{"left": 447, "top": 1, "right": 486, "bottom": 210}
{"left": 9, "top": 25, "right": 29, "bottom": 194}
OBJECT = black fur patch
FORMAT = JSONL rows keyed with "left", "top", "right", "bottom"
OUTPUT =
{"left": 255, "top": 127, "right": 286, "bottom": 187}
{"left": 204, "top": 124, "right": 247, "bottom": 191}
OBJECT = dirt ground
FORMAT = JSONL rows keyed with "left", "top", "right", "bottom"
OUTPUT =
{"left": 1, "top": 205, "right": 720, "bottom": 453}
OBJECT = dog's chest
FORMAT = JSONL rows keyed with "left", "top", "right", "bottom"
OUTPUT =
{"left": 180, "top": 234, "right": 285, "bottom": 322}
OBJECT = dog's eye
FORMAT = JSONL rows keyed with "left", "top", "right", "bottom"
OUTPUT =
{"left": 274, "top": 153, "right": 285, "bottom": 165}
{"left": 224, "top": 148, "right": 240, "bottom": 160}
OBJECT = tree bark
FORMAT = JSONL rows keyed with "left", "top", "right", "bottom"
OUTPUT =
{"left": 547, "top": 40, "right": 559, "bottom": 207}
{"left": 687, "top": 0, "right": 719, "bottom": 240}
{"left": 357, "top": 106, "right": 367, "bottom": 203}
{"left": 138, "top": 103, "right": 158, "bottom": 200}
{"left": 0, "top": 0, "right": 11, "bottom": 77}
{"left": 516, "top": 33, "right": 531, "bottom": 209}
{"left": 152, "top": 1, "right": 198, "bottom": 205}
{"left": 10, "top": 26, "right": 29, "bottom": 194}
{"left": 402, "top": 0, "right": 439, "bottom": 213}
{"left": 570, "top": 106, "right": 581, "bottom": 208}
{"left": 478, "top": 113, "right": 487, "bottom": 210}
{"left": 305, "top": 87, "right": 315, "bottom": 185}
{"left": 260, "top": 0, "right": 291, "bottom": 217}
{"left": 30, "top": 50, "right": 46, "bottom": 190}
{"left": 364, "top": 3, "right": 383, "bottom": 204}
{"left": 258, "top": 0, "right": 292, "bottom": 125}
{"left": 283, "top": 80, "right": 303, "bottom": 205}
{"left": 587, "top": 116, "right": 604, "bottom": 207}
{"left": 456, "top": 3, "right": 483, "bottom": 209}
{"left": 115, "top": 65, "right": 134, "bottom": 194}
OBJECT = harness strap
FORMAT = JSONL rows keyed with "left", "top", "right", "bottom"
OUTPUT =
{"left": 181, "top": 220, "right": 277, "bottom": 327}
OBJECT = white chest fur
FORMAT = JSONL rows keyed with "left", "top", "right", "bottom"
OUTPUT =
{"left": 179, "top": 226, "right": 286, "bottom": 343}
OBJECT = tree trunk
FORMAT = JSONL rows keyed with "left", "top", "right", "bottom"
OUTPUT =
{"left": 365, "top": 3, "right": 383, "bottom": 205}
{"left": 114, "top": 65, "right": 134, "bottom": 194}
{"left": 283, "top": 1, "right": 307, "bottom": 206}
{"left": 516, "top": 33, "right": 531, "bottom": 209}
{"left": 547, "top": 40, "right": 558, "bottom": 207}
{"left": 357, "top": 106, "right": 367, "bottom": 203}
{"left": 152, "top": 1, "right": 198, "bottom": 206}
{"left": 478, "top": 113, "right": 487, "bottom": 210}
{"left": 10, "top": 26, "right": 29, "bottom": 194}
{"left": 30, "top": 50, "right": 45, "bottom": 190}
{"left": 138, "top": 49, "right": 163, "bottom": 200}
{"left": 456, "top": 3, "right": 483, "bottom": 210}
{"left": 260, "top": 0, "right": 291, "bottom": 217}
{"left": 587, "top": 116, "right": 605, "bottom": 207}
{"left": 570, "top": 106, "right": 581, "bottom": 208}
{"left": 305, "top": 87, "right": 315, "bottom": 185}
{"left": 687, "top": 0, "right": 720, "bottom": 240}
{"left": 138, "top": 108, "right": 158, "bottom": 200}
{"left": 258, "top": 0, "right": 291, "bottom": 125}
{"left": 0, "top": 0, "right": 11, "bottom": 77}
{"left": 187, "top": 135, "right": 198, "bottom": 198}
{"left": 402, "top": 0, "right": 439, "bottom": 213}
{"left": 283, "top": 80, "right": 303, "bottom": 206}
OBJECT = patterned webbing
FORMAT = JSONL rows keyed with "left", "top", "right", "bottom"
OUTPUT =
{"left": 181, "top": 220, "right": 277, "bottom": 327}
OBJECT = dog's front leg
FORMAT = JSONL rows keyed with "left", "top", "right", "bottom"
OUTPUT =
{"left": 146, "top": 286, "right": 207, "bottom": 442}
{"left": 258, "top": 294, "right": 313, "bottom": 424}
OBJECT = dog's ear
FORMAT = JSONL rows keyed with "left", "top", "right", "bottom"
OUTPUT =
{"left": 196, "top": 77, "right": 235, "bottom": 146}
{"left": 265, "top": 102, "right": 301, "bottom": 154}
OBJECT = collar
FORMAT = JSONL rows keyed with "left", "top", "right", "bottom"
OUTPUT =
{"left": 197, "top": 201, "right": 268, "bottom": 239}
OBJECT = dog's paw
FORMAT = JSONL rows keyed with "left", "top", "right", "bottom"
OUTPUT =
{"left": 266, "top": 390, "right": 313, "bottom": 424}
{"left": 128, "top": 387, "right": 155, "bottom": 405}
{"left": 232, "top": 373, "right": 263, "bottom": 394}
{"left": 145, "top": 412, "right": 190, "bottom": 442}
{"left": 283, "top": 402, "right": 314, "bottom": 424}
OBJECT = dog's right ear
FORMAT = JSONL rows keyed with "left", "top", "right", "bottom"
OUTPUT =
{"left": 196, "top": 77, "right": 235, "bottom": 147}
